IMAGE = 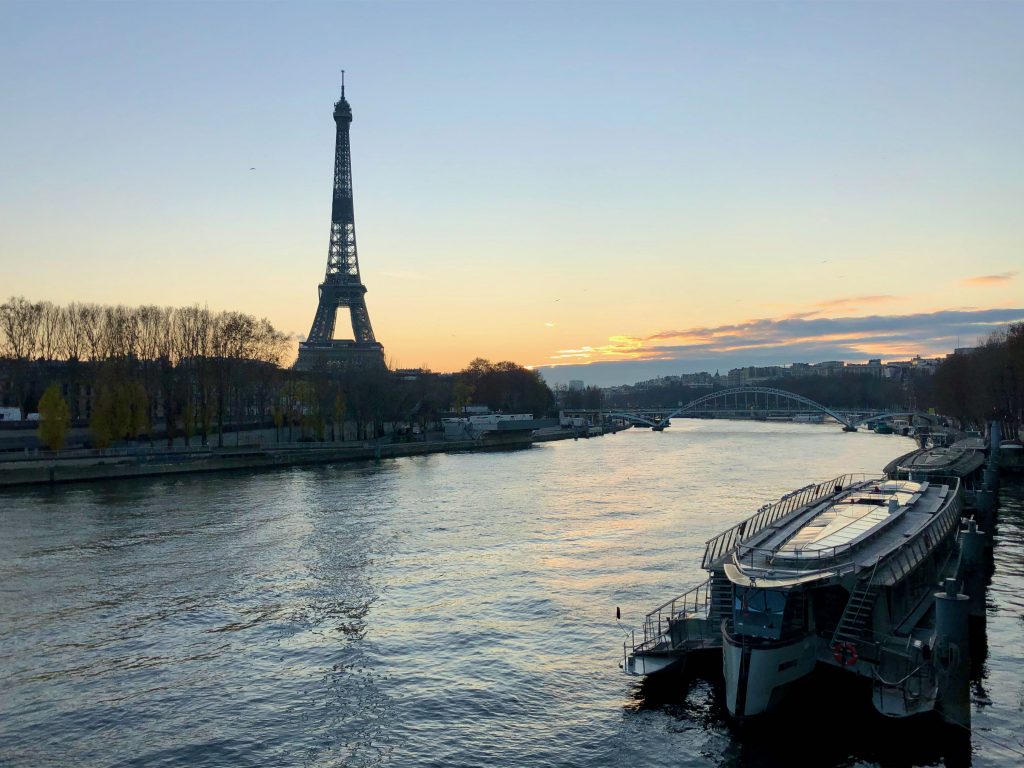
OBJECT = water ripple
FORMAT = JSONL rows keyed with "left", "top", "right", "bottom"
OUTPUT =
{"left": 0, "top": 424, "right": 1020, "bottom": 767}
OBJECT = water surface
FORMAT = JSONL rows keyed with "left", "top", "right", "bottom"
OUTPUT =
{"left": 1, "top": 421, "right": 1021, "bottom": 766}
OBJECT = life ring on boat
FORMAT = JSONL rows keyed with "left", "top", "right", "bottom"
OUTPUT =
{"left": 832, "top": 641, "right": 858, "bottom": 666}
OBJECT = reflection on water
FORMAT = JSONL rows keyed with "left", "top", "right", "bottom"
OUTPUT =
{"left": 0, "top": 423, "right": 1021, "bottom": 767}
{"left": 633, "top": 655, "right": 973, "bottom": 768}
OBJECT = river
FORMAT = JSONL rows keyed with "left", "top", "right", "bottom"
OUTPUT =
{"left": 1, "top": 421, "right": 1021, "bottom": 767}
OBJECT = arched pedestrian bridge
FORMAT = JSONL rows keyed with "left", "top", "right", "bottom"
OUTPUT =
{"left": 603, "top": 387, "right": 933, "bottom": 431}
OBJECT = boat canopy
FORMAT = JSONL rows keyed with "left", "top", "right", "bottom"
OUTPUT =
{"left": 777, "top": 481, "right": 922, "bottom": 556}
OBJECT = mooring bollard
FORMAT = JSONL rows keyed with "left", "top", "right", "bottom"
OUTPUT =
{"left": 935, "top": 578, "right": 969, "bottom": 655}
{"left": 935, "top": 577, "right": 971, "bottom": 728}
{"left": 959, "top": 520, "right": 987, "bottom": 618}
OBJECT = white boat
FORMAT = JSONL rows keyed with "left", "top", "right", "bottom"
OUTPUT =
{"left": 721, "top": 477, "right": 966, "bottom": 719}
{"left": 624, "top": 471, "right": 980, "bottom": 723}
{"left": 792, "top": 413, "right": 824, "bottom": 424}
{"left": 441, "top": 413, "right": 535, "bottom": 440}
{"left": 891, "top": 418, "right": 914, "bottom": 436}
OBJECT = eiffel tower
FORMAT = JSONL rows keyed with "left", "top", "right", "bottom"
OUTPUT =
{"left": 295, "top": 75, "right": 385, "bottom": 370}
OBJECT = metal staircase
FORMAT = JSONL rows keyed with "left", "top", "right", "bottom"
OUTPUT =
{"left": 709, "top": 571, "right": 733, "bottom": 625}
{"left": 831, "top": 560, "right": 880, "bottom": 646}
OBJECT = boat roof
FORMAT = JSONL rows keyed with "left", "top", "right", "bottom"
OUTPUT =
{"left": 726, "top": 478, "right": 954, "bottom": 588}
{"left": 778, "top": 483, "right": 918, "bottom": 556}
{"left": 883, "top": 443, "right": 985, "bottom": 478}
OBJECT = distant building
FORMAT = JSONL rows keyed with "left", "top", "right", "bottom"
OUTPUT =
{"left": 884, "top": 356, "right": 942, "bottom": 380}
{"left": 844, "top": 359, "right": 884, "bottom": 378}
{"left": 678, "top": 372, "right": 716, "bottom": 387}
{"left": 727, "top": 365, "right": 786, "bottom": 386}
{"left": 814, "top": 361, "right": 846, "bottom": 375}
{"left": 393, "top": 368, "right": 421, "bottom": 381}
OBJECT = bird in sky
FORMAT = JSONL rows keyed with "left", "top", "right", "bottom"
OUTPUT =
{"left": 249, "top": 167, "right": 256, "bottom": 171}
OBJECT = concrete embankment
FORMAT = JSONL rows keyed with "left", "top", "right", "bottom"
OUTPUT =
{"left": 532, "top": 425, "right": 605, "bottom": 442}
{"left": 0, "top": 426, "right": 621, "bottom": 488}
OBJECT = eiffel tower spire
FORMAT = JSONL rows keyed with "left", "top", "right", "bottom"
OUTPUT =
{"left": 296, "top": 77, "right": 385, "bottom": 369}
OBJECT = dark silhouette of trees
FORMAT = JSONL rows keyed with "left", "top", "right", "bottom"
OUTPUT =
{"left": 930, "top": 324, "right": 1023, "bottom": 439}
{"left": 0, "top": 297, "right": 558, "bottom": 450}
{"left": 458, "top": 358, "right": 553, "bottom": 416}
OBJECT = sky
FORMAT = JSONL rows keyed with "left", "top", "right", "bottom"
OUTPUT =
{"left": 1, "top": 1, "right": 1022, "bottom": 386}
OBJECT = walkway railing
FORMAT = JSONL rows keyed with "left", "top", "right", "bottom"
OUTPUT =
{"left": 875, "top": 480, "right": 962, "bottom": 586}
{"left": 633, "top": 578, "right": 712, "bottom": 652}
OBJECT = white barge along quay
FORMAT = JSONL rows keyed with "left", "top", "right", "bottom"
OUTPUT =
{"left": 885, "top": 435, "right": 1002, "bottom": 524}
{"left": 624, "top": 471, "right": 989, "bottom": 723}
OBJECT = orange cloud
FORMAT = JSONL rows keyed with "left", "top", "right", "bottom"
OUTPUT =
{"left": 813, "top": 294, "right": 900, "bottom": 309}
{"left": 534, "top": 307, "right": 1024, "bottom": 369}
{"left": 962, "top": 271, "right": 1018, "bottom": 286}
{"left": 551, "top": 335, "right": 657, "bottom": 362}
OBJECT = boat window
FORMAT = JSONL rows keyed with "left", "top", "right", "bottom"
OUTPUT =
{"left": 734, "top": 588, "right": 786, "bottom": 614}
{"left": 733, "top": 588, "right": 788, "bottom": 640}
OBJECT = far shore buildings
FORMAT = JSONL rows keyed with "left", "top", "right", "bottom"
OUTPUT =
{"left": 725, "top": 356, "right": 944, "bottom": 386}
{"left": 713, "top": 356, "right": 944, "bottom": 387}
{"left": 614, "top": 355, "right": 946, "bottom": 395}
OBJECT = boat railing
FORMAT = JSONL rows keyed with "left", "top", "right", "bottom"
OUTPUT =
{"left": 733, "top": 478, "right": 963, "bottom": 580}
{"left": 634, "top": 578, "right": 712, "bottom": 651}
{"left": 732, "top": 542, "right": 859, "bottom": 574}
{"left": 871, "top": 641, "right": 938, "bottom": 713}
{"left": 701, "top": 473, "right": 869, "bottom": 568}
{"left": 875, "top": 478, "right": 963, "bottom": 585}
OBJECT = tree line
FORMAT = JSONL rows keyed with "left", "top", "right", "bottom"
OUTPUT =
{"left": 0, "top": 296, "right": 289, "bottom": 366}
{"left": 0, "top": 297, "right": 555, "bottom": 451}
{"left": 925, "top": 323, "right": 1023, "bottom": 440}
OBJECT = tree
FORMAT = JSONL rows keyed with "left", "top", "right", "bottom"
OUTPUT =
{"left": 272, "top": 403, "right": 284, "bottom": 443}
{"left": 0, "top": 296, "right": 42, "bottom": 360}
{"left": 452, "top": 381, "right": 474, "bottom": 413}
{"left": 455, "top": 358, "right": 554, "bottom": 415}
{"left": 582, "top": 385, "right": 604, "bottom": 410}
{"left": 332, "top": 389, "right": 347, "bottom": 442}
{"left": 125, "top": 379, "right": 150, "bottom": 439}
{"left": 182, "top": 401, "right": 195, "bottom": 447}
{"left": 37, "top": 384, "right": 71, "bottom": 451}
{"left": 90, "top": 378, "right": 127, "bottom": 448}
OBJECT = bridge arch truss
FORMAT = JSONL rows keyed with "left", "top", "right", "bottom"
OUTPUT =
{"left": 662, "top": 387, "right": 855, "bottom": 427}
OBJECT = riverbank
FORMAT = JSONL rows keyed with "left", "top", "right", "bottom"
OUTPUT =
{"left": 0, "top": 424, "right": 621, "bottom": 487}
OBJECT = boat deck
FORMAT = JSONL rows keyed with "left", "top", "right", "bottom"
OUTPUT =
{"left": 884, "top": 442, "right": 985, "bottom": 479}
{"left": 731, "top": 479, "right": 951, "bottom": 578}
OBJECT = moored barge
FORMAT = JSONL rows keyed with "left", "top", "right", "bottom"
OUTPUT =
{"left": 624, "top": 472, "right": 984, "bottom": 723}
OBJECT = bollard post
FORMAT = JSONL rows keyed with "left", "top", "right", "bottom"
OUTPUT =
{"left": 934, "top": 578, "right": 970, "bottom": 728}
{"left": 958, "top": 520, "right": 987, "bottom": 618}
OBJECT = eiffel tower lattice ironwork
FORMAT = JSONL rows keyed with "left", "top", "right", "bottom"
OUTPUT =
{"left": 296, "top": 75, "right": 385, "bottom": 370}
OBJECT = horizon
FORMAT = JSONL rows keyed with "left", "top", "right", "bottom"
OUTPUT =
{"left": 534, "top": 339, "right": 976, "bottom": 388}
{"left": 3, "top": 2, "right": 1023, "bottom": 384}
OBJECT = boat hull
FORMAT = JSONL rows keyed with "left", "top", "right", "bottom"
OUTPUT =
{"left": 624, "top": 650, "right": 683, "bottom": 676}
{"left": 723, "top": 632, "right": 817, "bottom": 718}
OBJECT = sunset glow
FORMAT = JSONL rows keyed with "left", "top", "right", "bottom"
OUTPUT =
{"left": 2, "top": 2, "right": 1022, "bottom": 386}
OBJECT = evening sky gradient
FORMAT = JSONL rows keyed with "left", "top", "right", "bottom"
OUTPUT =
{"left": 1, "top": 1, "right": 1022, "bottom": 385}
